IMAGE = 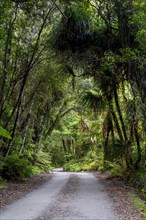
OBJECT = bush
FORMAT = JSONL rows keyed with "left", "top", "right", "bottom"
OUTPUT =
{"left": 63, "top": 160, "right": 82, "bottom": 172}
{"left": 103, "top": 160, "right": 123, "bottom": 177}
{"left": 130, "top": 170, "right": 146, "bottom": 192}
{"left": 1, "top": 155, "right": 33, "bottom": 181}
{"left": 33, "top": 151, "right": 52, "bottom": 172}
{"left": 31, "top": 166, "right": 42, "bottom": 175}
{"left": 0, "top": 157, "right": 5, "bottom": 173}
{"left": 63, "top": 153, "right": 102, "bottom": 172}
{"left": 0, "top": 176, "right": 7, "bottom": 189}
{"left": 22, "top": 150, "right": 52, "bottom": 172}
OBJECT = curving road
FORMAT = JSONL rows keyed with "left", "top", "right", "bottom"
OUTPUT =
{"left": 1, "top": 169, "right": 118, "bottom": 220}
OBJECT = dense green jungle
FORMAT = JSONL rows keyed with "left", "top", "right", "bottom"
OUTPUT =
{"left": 0, "top": 0, "right": 146, "bottom": 195}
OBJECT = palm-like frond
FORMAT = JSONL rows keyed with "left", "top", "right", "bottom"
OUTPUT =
{"left": 51, "top": 0, "right": 93, "bottom": 53}
{"left": 81, "top": 89, "right": 106, "bottom": 112}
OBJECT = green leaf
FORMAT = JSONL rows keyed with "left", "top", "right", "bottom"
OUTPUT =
{"left": 0, "top": 126, "right": 11, "bottom": 139}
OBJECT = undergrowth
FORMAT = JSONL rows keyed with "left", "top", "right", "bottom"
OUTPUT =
{"left": 0, "top": 176, "right": 7, "bottom": 189}
{"left": 63, "top": 151, "right": 124, "bottom": 178}
{"left": 0, "top": 155, "right": 33, "bottom": 181}
{"left": 63, "top": 151, "right": 103, "bottom": 172}
{"left": 129, "top": 170, "right": 146, "bottom": 192}
{"left": 0, "top": 152, "right": 52, "bottom": 181}
{"left": 130, "top": 194, "right": 146, "bottom": 220}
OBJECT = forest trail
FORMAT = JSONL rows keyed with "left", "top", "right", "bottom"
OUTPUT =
{"left": 1, "top": 170, "right": 118, "bottom": 220}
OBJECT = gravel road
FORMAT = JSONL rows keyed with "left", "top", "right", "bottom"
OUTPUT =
{"left": 1, "top": 169, "right": 118, "bottom": 220}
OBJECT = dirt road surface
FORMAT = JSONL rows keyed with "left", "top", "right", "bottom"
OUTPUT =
{"left": 1, "top": 169, "right": 118, "bottom": 220}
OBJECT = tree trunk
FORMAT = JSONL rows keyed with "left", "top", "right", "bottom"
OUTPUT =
{"left": 134, "top": 121, "right": 141, "bottom": 169}
{"left": 62, "top": 139, "right": 67, "bottom": 153}
{"left": 104, "top": 127, "right": 110, "bottom": 162}
{"left": 107, "top": 96, "right": 124, "bottom": 142}
{"left": 0, "top": 6, "right": 18, "bottom": 116}
{"left": 114, "top": 88, "right": 127, "bottom": 140}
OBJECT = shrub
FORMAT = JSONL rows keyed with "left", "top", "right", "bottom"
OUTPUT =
{"left": 31, "top": 166, "right": 41, "bottom": 175}
{"left": 63, "top": 155, "right": 102, "bottom": 172}
{"left": 0, "top": 157, "right": 5, "bottom": 173}
{"left": 103, "top": 160, "right": 123, "bottom": 177}
{"left": 63, "top": 150, "right": 103, "bottom": 172}
{"left": 1, "top": 155, "right": 33, "bottom": 181}
{"left": 63, "top": 160, "right": 82, "bottom": 172}
{"left": 0, "top": 176, "right": 7, "bottom": 189}
{"left": 22, "top": 150, "right": 52, "bottom": 172}
{"left": 33, "top": 151, "right": 52, "bottom": 172}
{"left": 130, "top": 170, "right": 146, "bottom": 192}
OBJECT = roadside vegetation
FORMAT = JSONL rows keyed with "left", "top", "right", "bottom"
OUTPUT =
{"left": 130, "top": 194, "right": 146, "bottom": 219}
{"left": 0, "top": 0, "right": 145, "bottom": 207}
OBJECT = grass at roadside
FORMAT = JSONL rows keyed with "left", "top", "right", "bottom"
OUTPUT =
{"left": 0, "top": 177, "right": 7, "bottom": 189}
{"left": 130, "top": 194, "right": 146, "bottom": 220}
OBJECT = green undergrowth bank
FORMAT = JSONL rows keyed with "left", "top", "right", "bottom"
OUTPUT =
{"left": 0, "top": 153, "right": 52, "bottom": 186}
{"left": 63, "top": 151, "right": 103, "bottom": 172}
{"left": 63, "top": 151, "right": 123, "bottom": 177}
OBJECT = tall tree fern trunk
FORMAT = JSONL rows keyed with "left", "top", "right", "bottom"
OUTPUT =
{"left": 103, "top": 127, "right": 110, "bottom": 162}
{"left": 114, "top": 88, "right": 127, "bottom": 140}
{"left": 134, "top": 121, "right": 141, "bottom": 169}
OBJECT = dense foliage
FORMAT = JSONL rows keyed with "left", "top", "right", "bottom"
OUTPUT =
{"left": 0, "top": 0, "right": 145, "bottom": 193}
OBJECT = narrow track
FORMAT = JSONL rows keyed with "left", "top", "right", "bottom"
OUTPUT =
{"left": 1, "top": 170, "right": 118, "bottom": 220}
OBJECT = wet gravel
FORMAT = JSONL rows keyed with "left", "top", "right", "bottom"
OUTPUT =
{"left": 0, "top": 171, "right": 144, "bottom": 220}
{"left": 0, "top": 173, "right": 53, "bottom": 209}
{"left": 1, "top": 172, "right": 117, "bottom": 220}
{"left": 37, "top": 174, "right": 80, "bottom": 220}
{"left": 94, "top": 172, "right": 144, "bottom": 220}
